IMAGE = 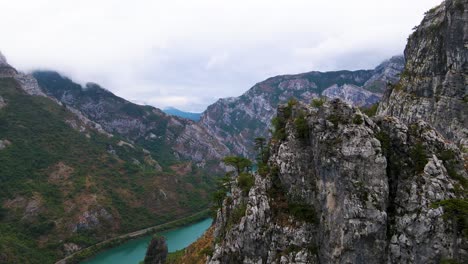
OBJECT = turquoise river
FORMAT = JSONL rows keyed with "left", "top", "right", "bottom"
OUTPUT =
{"left": 82, "top": 218, "right": 213, "bottom": 264}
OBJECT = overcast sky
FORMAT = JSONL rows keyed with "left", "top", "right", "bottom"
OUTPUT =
{"left": 1, "top": 0, "right": 441, "bottom": 112}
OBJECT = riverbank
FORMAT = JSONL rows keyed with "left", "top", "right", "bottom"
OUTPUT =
{"left": 56, "top": 209, "right": 211, "bottom": 264}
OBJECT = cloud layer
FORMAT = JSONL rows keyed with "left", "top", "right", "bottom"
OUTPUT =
{"left": 0, "top": 0, "right": 442, "bottom": 111}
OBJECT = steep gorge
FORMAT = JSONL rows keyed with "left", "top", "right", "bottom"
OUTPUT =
{"left": 171, "top": 1, "right": 468, "bottom": 263}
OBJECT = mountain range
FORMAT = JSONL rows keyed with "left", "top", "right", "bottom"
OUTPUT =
{"left": 200, "top": 55, "right": 404, "bottom": 157}
{"left": 0, "top": 50, "right": 406, "bottom": 263}
{"left": 1, "top": 1, "right": 465, "bottom": 262}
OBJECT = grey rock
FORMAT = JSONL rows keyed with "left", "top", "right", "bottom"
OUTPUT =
{"left": 0, "top": 139, "right": 11, "bottom": 150}
{"left": 14, "top": 72, "right": 47, "bottom": 97}
{"left": 63, "top": 243, "right": 81, "bottom": 255}
{"left": 378, "top": 0, "right": 468, "bottom": 148}
{"left": 144, "top": 236, "right": 168, "bottom": 264}
{"left": 72, "top": 208, "right": 114, "bottom": 232}
{"left": 209, "top": 98, "right": 467, "bottom": 264}
{"left": 322, "top": 83, "right": 382, "bottom": 106}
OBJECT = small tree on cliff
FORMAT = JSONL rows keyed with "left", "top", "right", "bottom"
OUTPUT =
{"left": 222, "top": 156, "right": 252, "bottom": 175}
{"left": 254, "top": 137, "right": 269, "bottom": 164}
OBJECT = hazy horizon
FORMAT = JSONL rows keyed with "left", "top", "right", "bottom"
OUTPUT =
{"left": 1, "top": 0, "right": 441, "bottom": 112}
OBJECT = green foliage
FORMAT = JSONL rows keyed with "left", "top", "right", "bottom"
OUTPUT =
{"left": 229, "top": 202, "right": 247, "bottom": 226}
{"left": 288, "top": 202, "right": 317, "bottom": 223}
{"left": 375, "top": 131, "right": 391, "bottom": 156}
{"left": 222, "top": 156, "right": 252, "bottom": 175}
{"left": 439, "top": 149, "right": 456, "bottom": 161}
{"left": 271, "top": 116, "right": 287, "bottom": 141}
{"left": 283, "top": 244, "right": 301, "bottom": 255}
{"left": 463, "top": 95, "right": 468, "bottom": 103}
{"left": 258, "top": 163, "right": 270, "bottom": 177}
{"left": 392, "top": 82, "right": 404, "bottom": 92}
{"left": 352, "top": 114, "right": 363, "bottom": 125}
{"left": 454, "top": 0, "right": 464, "bottom": 12}
{"left": 211, "top": 174, "right": 231, "bottom": 212}
{"left": 294, "top": 113, "right": 309, "bottom": 141}
{"left": 432, "top": 199, "right": 468, "bottom": 238}
{"left": 360, "top": 103, "right": 379, "bottom": 117}
{"left": 165, "top": 249, "right": 185, "bottom": 263}
{"left": 199, "top": 246, "right": 214, "bottom": 257}
{"left": 238, "top": 173, "right": 255, "bottom": 195}
{"left": 440, "top": 259, "right": 461, "bottom": 264}
{"left": 438, "top": 149, "right": 467, "bottom": 188}
{"left": 120, "top": 103, "right": 145, "bottom": 117}
{"left": 410, "top": 143, "right": 428, "bottom": 173}
{"left": 311, "top": 97, "right": 326, "bottom": 108}
{"left": 425, "top": 6, "right": 438, "bottom": 14}
{"left": 327, "top": 114, "right": 342, "bottom": 127}
{"left": 284, "top": 98, "right": 297, "bottom": 118}
{"left": 254, "top": 137, "right": 269, "bottom": 165}
{"left": 0, "top": 78, "right": 218, "bottom": 263}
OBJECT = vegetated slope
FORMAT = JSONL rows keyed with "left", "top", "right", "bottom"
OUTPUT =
{"left": 34, "top": 71, "right": 229, "bottom": 168}
{"left": 199, "top": 56, "right": 404, "bottom": 157}
{"left": 0, "top": 71, "right": 217, "bottom": 263}
{"left": 163, "top": 107, "right": 202, "bottom": 122}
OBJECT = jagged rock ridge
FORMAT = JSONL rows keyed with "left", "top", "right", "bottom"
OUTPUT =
{"left": 188, "top": 1, "right": 468, "bottom": 263}
{"left": 200, "top": 56, "right": 404, "bottom": 157}
{"left": 378, "top": 0, "right": 468, "bottom": 147}
{"left": 208, "top": 99, "right": 466, "bottom": 264}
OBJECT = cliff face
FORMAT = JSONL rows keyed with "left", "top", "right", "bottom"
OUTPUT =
{"left": 203, "top": 1, "right": 467, "bottom": 263}
{"left": 200, "top": 56, "right": 403, "bottom": 158}
{"left": 378, "top": 0, "right": 468, "bottom": 147}
{"left": 208, "top": 100, "right": 466, "bottom": 264}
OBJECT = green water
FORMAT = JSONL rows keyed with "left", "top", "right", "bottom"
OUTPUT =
{"left": 82, "top": 218, "right": 213, "bottom": 264}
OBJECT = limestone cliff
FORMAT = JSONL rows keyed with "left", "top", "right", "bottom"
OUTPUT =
{"left": 378, "top": 0, "right": 468, "bottom": 147}
{"left": 208, "top": 99, "right": 466, "bottom": 263}
{"left": 188, "top": 1, "right": 468, "bottom": 263}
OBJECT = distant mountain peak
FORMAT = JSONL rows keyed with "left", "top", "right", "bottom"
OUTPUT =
{"left": 163, "top": 107, "right": 202, "bottom": 121}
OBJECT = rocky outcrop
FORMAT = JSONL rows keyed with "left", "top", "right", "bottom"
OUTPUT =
{"left": 364, "top": 55, "right": 406, "bottom": 92}
{"left": 144, "top": 236, "right": 168, "bottom": 264}
{"left": 72, "top": 208, "right": 114, "bottom": 232}
{"left": 208, "top": 99, "right": 467, "bottom": 264}
{"left": 0, "top": 139, "right": 11, "bottom": 150}
{"left": 0, "top": 52, "right": 46, "bottom": 96}
{"left": 0, "top": 95, "right": 6, "bottom": 109}
{"left": 378, "top": 0, "right": 468, "bottom": 147}
{"left": 206, "top": 3, "right": 467, "bottom": 262}
{"left": 14, "top": 72, "right": 47, "bottom": 97}
{"left": 200, "top": 56, "right": 404, "bottom": 158}
{"left": 0, "top": 51, "right": 17, "bottom": 78}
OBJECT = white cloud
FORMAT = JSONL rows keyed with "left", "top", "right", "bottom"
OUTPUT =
{"left": 0, "top": 0, "right": 442, "bottom": 111}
